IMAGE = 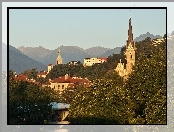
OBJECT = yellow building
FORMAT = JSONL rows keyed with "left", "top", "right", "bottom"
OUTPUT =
{"left": 42, "top": 74, "right": 90, "bottom": 93}
{"left": 48, "top": 64, "right": 53, "bottom": 73}
{"left": 37, "top": 71, "right": 47, "bottom": 78}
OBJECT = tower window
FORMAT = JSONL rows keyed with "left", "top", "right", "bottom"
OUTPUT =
{"left": 131, "top": 55, "right": 132, "bottom": 58}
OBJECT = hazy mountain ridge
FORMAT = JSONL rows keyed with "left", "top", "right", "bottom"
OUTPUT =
{"left": 7, "top": 32, "right": 166, "bottom": 72}
{"left": 84, "top": 46, "right": 110, "bottom": 57}
{"left": 9, "top": 45, "right": 47, "bottom": 73}
{"left": 99, "top": 47, "right": 122, "bottom": 58}
{"left": 134, "top": 32, "right": 162, "bottom": 42}
{"left": 17, "top": 45, "right": 120, "bottom": 65}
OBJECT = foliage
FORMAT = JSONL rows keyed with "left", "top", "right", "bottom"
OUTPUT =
{"left": 66, "top": 37, "right": 166, "bottom": 124}
{"left": 22, "top": 68, "right": 38, "bottom": 80}
{"left": 9, "top": 73, "right": 59, "bottom": 124}
{"left": 123, "top": 40, "right": 166, "bottom": 124}
{"left": 67, "top": 74, "right": 129, "bottom": 124}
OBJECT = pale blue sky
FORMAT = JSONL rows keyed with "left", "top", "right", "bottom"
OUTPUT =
{"left": 2, "top": 2, "right": 172, "bottom": 50}
{"left": 9, "top": 9, "right": 166, "bottom": 49}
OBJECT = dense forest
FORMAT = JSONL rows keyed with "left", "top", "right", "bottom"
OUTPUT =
{"left": 9, "top": 35, "right": 166, "bottom": 124}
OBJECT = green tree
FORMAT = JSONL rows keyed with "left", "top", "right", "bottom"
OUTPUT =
{"left": 68, "top": 76, "right": 130, "bottom": 124}
{"left": 9, "top": 77, "right": 59, "bottom": 124}
{"left": 123, "top": 41, "right": 166, "bottom": 124}
{"left": 22, "top": 68, "right": 38, "bottom": 80}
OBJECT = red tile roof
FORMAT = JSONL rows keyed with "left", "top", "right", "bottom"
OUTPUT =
{"left": 14, "top": 74, "right": 28, "bottom": 81}
{"left": 48, "top": 64, "right": 53, "bottom": 66}
{"left": 100, "top": 58, "right": 108, "bottom": 61}
{"left": 52, "top": 75, "right": 90, "bottom": 84}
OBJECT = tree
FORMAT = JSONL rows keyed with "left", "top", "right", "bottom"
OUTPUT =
{"left": 22, "top": 68, "right": 38, "bottom": 80}
{"left": 67, "top": 77, "right": 130, "bottom": 124}
{"left": 123, "top": 41, "right": 166, "bottom": 124}
{"left": 9, "top": 78, "right": 59, "bottom": 124}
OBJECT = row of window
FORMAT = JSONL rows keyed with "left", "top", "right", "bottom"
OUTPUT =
{"left": 53, "top": 85, "right": 65, "bottom": 89}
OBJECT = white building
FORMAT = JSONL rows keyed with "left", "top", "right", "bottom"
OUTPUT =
{"left": 83, "top": 57, "right": 107, "bottom": 66}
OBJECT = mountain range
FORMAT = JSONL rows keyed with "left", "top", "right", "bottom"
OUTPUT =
{"left": 1, "top": 43, "right": 47, "bottom": 73}
{"left": 17, "top": 46, "right": 121, "bottom": 66}
{"left": 3, "top": 32, "right": 169, "bottom": 74}
{"left": 134, "top": 32, "right": 163, "bottom": 42}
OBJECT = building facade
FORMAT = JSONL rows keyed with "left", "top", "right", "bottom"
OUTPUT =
{"left": 83, "top": 57, "right": 107, "bottom": 66}
{"left": 48, "top": 64, "right": 53, "bottom": 73}
{"left": 115, "top": 17, "right": 136, "bottom": 79}
{"left": 42, "top": 74, "right": 90, "bottom": 93}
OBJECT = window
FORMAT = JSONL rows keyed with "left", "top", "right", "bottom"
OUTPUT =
{"left": 62, "top": 85, "right": 64, "bottom": 89}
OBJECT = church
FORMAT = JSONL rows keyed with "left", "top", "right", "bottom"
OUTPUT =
{"left": 115, "top": 17, "right": 136, "bottom": 80}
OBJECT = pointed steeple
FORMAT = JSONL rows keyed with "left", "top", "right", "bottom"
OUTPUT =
{"left": 57, "top": 49, "right": 61, "bottom": 59}
{"left": 56, "top": 49, "right": 62, "bottom": 65}
{"left": 127, "top": 17, "right": 134, "bottom": 47}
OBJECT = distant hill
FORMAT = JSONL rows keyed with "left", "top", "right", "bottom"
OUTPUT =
{"left": 44, "top": 46, "right": 92, "bottom": 65}
{"left": 134, "top": 32, "right": 162, "bottom": 42}
{"left": 17, "top": 45, "right": 122, "bottom": 65}
{"left": 84, "top": 46, "right": 110, "bottom": 57}
{"left": 100, "top": 47, "right": 121, "bottom": 57}
{"left": 18, "top": 46, "right": 53, "bottom": 65}
{"left": 9, "top": 45, "right": 47, "bottom": 74}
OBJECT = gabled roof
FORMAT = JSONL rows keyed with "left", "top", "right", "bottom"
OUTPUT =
{"left": 37, "top": 71, "right": 47, "bottom": 76}
{"left": 51, "top": 75, "right": 90, "bottom": 84}
{"left": 14, "top": 74, "right": 28, "bottom": 81}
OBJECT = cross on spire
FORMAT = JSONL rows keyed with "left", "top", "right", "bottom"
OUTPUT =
{"left": 129, "top": 10, "right": 131, "bottom": 19}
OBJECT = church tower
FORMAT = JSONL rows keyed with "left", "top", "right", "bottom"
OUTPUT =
{"left": 125, "top": 17, "right": 136, "bottom": 75}
{"left": 56, "top": 49, "right": 62, "bottom": 65}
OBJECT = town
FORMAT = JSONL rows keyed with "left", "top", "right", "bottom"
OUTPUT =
{"left": 9, "top": 17, "right": 166, "bottom": 125}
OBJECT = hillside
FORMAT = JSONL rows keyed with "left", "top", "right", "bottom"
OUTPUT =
{"left": 84, "top": 46, "right": 110, "bottom": 57}
{"left": 17, "top": 45, "right": 121, "bottom": 65}
{"left": 134, "top": 32, "right": 162, "bottom": 42}
{"left": 44, "top": 46, "right": 92, "bottom": 65}
{"left": 9, "top": 45, "right": 47, "bottom": 74}
{"left": 100, "top": 47, "right": 121, "bottom": 57}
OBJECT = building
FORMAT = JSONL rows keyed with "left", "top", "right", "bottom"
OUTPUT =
{"left": 48, "top": 64, "right": 53, "bottom": 73}
{"left": 14, "top": 74, "right": 42, "bottom": 86}
{"left": 115, "top": 17, "right": 136, "bottom": 80}
{"left": 56, "top": 49, "right": 62, "bottom": 65}
{"left": 68, "top": 61, "right": 81, "bottom": 65}
{"left": 42, "top": 74, "right": 90, "bottom": 93}
{"left": 37, "top": 71, "right": 47, "bottom": 78}
{"left": 83, "top": 57, "right": 107, "bottom": 66}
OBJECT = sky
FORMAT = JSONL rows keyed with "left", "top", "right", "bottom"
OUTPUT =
{"left": 2, "top": 2, "right": 173, "bottom": 50}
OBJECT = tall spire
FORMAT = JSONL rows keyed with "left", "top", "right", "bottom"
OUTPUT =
{"left": 57, "top": 49, "right": 61, "bottom": 59}
{"left": 56, "top": 49, "right": 62, "bottom": 65}
{"left": 127, "top": 14, "right": 134, "bottom": 47}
